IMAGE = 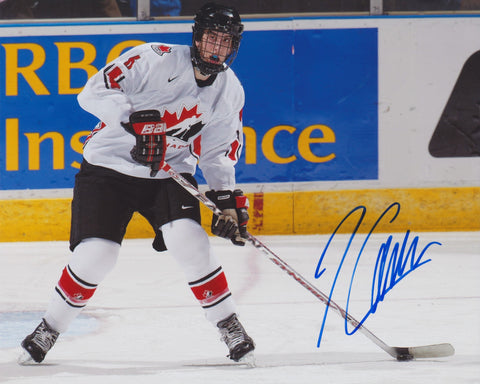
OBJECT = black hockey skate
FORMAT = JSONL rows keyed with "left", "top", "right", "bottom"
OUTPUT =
{"left": 217, "top": 313, "right": 255, "bottom": 362}
{"left": 19, "top": 318, "right": 59, "bottom": 364}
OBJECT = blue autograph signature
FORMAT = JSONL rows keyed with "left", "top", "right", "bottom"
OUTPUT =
{"left": 314, "top": 202, "right": 441, "bottom": 347}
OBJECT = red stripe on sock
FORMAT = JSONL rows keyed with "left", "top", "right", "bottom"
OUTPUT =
{"left": 57, "top": 267, "right": 96, "bottom": 305}
{"left": 190, "top": 271, "right": 230, "bottom": 306}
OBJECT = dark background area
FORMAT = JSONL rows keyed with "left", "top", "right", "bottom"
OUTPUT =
{"left": 2, "top": 0, "right": 480, "bottom": 19}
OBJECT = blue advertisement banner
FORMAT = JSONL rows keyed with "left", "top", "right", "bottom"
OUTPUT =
{"left": 0, "top": 25, "right": 378, "bottom": 189}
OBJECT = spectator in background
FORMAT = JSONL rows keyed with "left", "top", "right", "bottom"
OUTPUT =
{"left": 0, "top": 0, "right": 122, "bottom": 19}
{"left": 116, "top": 0, "right": 133, "bottom": 15}
{"left": 0, "top": 0, "right": 35, "bottom": 18}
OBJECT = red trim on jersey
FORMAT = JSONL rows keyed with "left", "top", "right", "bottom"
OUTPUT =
{"left": 192, "top": 135, "right": 202, "bottom": 158}
{"left": 228, "top": 139, "right": 240, "bottom": 161}
{"left": 105, "top": 66, "right": 124, "bottom": 89}
{"left": 84, "top": 122, "right": 106, "bottom": 146}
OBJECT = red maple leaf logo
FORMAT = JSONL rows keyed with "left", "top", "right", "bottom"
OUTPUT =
{"left": 162, "top": 105, "right": 202, "bottom": 129}
{"left": 152, "top": 44, "right": 172, "bottom": 56}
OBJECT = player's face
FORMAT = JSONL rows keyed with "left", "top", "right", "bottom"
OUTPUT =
{"left": 196, "top": 30, "right": 233, "bottom": 65}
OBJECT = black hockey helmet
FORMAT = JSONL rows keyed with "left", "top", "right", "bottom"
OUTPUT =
{"left": 191, "top": 2, "right": 244, "bottom": 75}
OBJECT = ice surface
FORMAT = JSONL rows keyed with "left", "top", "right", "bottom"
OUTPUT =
{"left": 0, "top": 232, "right": 478, "bottom": 383}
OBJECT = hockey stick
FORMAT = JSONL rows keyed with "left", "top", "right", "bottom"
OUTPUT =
{"left": 161, "top": 162, "right": 454, "bottom": 361}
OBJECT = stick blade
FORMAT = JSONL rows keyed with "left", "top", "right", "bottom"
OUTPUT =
{"left": 408, "top": 343, "right": 455, "bottom": 359}
{"left": 394, "top": 343, "right": 455, "bottom": 360}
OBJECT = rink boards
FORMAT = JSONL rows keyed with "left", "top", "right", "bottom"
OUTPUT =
{"left": 0, "top": 16, "right": 479, "bottom": 241}
{"left": 0, "top": 186, "right": 477, "bottom": 241}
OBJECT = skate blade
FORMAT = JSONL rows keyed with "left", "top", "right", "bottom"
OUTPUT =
{"left": 238, "top": 351, "right": 256, "bottom": 368}
{"left": 17, "top": 349, "right": 37, "bottom": 366}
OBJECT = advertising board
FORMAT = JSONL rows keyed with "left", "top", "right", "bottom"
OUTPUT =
{"left": 0, "top": 25, "right": 378, "bottom": 189}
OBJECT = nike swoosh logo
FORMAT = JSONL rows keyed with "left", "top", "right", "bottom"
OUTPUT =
{"left": 181, "top": 205, "right": 193, "bottom": 209}
{"left": 168, "top": 75, "right": 179, "bottom": 82}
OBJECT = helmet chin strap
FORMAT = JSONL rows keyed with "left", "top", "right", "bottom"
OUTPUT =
{"left": 191, "top": 50, "right": 225, "bottom": 76}
{"left": 195, "top": 65, "right": 211, "bottom": 77}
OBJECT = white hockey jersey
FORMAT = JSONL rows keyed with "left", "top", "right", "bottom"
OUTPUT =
{"left": 77, "top": 43, "right": 245, "bottom": 191}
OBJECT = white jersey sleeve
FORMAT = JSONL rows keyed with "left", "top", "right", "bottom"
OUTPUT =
{"left": 77, "top": 46, "right": 143, "bottom": 129}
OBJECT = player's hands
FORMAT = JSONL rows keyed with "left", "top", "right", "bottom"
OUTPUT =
{"left": 122, "top": 110, "right": 166, "bottom": 177}
{"left": 205, "top": 189, "right": 249, "bottom": 246}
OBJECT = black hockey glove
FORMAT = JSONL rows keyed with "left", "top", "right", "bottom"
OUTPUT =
{"left": 205, "top": 189, "right": 249, "bottom": 246}
{"left": 122, "top": 110, "right": 166, "bottom": 177}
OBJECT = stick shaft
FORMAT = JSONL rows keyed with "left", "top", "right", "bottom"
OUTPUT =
{"left": 161, "top": 162, "right": 401, "bottom": 358}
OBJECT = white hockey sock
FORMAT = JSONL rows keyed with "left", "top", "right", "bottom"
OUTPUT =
{"left": 161, "top": 218, "right": 237, "bottom": 326}
{"left": 44, "top": 238, "right": 120, "bottom": 333}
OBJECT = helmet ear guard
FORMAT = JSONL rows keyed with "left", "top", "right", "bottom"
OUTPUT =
{"left": 191, "top": 2, "right": 244, "bottom": 75}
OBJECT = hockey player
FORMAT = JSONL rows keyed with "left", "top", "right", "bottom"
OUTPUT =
{"left": 19, "top": 2, "right": 255, "bottom": 365}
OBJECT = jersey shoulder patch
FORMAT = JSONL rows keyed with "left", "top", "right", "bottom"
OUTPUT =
{"left": 151, "top": 44, "right": 173, "bottom": 56}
